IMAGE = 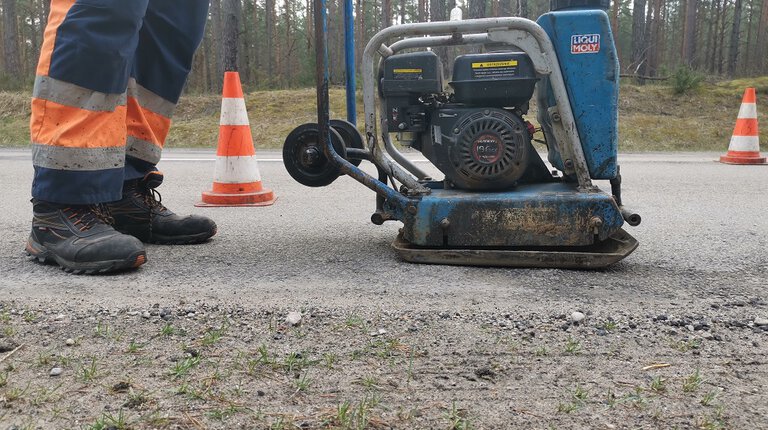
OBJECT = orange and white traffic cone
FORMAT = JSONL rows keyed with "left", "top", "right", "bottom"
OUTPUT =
{"left": 197, "top": 72, "right": 276, "bottom": 207}
{"left": 720, "top": 88, "right": 766, "bottom": 165}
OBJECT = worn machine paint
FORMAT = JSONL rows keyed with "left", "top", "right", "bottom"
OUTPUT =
{"left": 405, "top": 183, "right": 624, "bottom": 248}
{"left": 283, "top": 0, "right": 640, "bottom": 269}
{"left": 537, "top": 7, "right": 620, "bottom": 180}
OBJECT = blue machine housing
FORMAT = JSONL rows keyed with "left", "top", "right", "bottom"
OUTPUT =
{"left": 537, "top": 9, "right": 620, "bottom": 180}
{"left": 403, "top": 182, "right": 624, "bottom": 248}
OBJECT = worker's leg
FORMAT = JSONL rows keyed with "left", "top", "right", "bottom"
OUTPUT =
{"left": 27, "top": 0, "right": 149, "bottom": 273}
{"left": 109, "top": 0, "right": 216, "bottom": 245}
{"left": 123, "top": 0, "right": 210, "bottom": 179}
{"left": 31, "top": 0, "right": 150, "bottom": 204}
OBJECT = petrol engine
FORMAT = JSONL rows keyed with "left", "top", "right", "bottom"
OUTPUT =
{"left": 381, "top": 51, "right": 545, "bottom": 191}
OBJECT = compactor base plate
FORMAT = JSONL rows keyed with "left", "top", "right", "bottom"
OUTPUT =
{"left": 392, "top": 228, "right": 638, "bottom": 269}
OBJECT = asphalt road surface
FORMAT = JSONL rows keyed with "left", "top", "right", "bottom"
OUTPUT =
{"left": 0, "top": 149, "right": 765, "bottom": 310}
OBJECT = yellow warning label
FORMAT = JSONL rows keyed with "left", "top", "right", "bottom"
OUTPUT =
{"left": 471, "top": 60, "right": 518, "bottom": 69}
{"left": 393, "top": 68, "right": 423, "bottom": 73}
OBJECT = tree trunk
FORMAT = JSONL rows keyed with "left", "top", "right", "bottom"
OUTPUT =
{"left": 266, "top": 0, "right": 275, "bottom": 80}
{"left": 469, "top": 0, "right": 486, "bottom": 18}
{"left": 210, "top": 0, "right": 224, "bottom": 89}
{"left": 711, "top": 0, "right": 720, "bottom": 72}
{"left": 659, "top": 0, "right": 667, "bottom": 70}
{"left": 203, "top": 30, "right": 213, "bottom": 91}
{"left": 744, "top": 0, "right": 756, "bottom": 72}
{"left": 640, "top": 0, "right": 653, "bottom": 77}
{"left": 611, "top": 0, "right": 621, "bottom": 62}
{"left": 728, "top": 0, "right": 743, "bottom": 76}
{"left": 284, "top": 0, "right": 293, "bottom": 86}
{"left": 649, "top": 0, "right": 663, "bottom": 75}
{"left": 222, "top": 0, "right": 240, "bottom": 72}
{"left": 2, "top": 0, "right": 21, "bottom": 78}
{"left": 430, "top": 0, "right": 449, "bottom": 76}
{"left": 518, "top": 0, "right": 528, "bottom": 18}
{"left": 29, "top": 0, "right": 40, "bottom": 75}
{"left": 253, "top": 0, "right": 261, "bottom": 73}
{"left": 355, "top": 0, "right": 362, "bottom": 70}
{"left": 500, "top": 0, "right": 513, "bottom": 16}
{"left": 383, "top": 0, "right": 392, "bottom": 27}
{"left": 241, "top": 0, "right": 251, "bottom": 84}
{"left": 630, "top": 0, "right": 647, "bottom": 75}
{"left": 681, "top": 0, "right": 697, "bottom": 65}
{"left": 757, "top": 0, "right": 768, "bottom": 70}
{"left": 716, "top": 0, "right": 728, "bottom": 74}
{"left": 469, "top": 0, "right": 486, "bottom": 52}
{"left": 308, "top": 0, "right": 315, "bottom": 53}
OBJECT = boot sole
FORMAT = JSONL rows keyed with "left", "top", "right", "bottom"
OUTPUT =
{"left": 118, "top": 225, "right": 217, "bottom": 245}
{"left": 148, "top": 228, "right": 217, "bottom": 245}
{"left": 26, "top": 239, "right": 147, "bottom": 275}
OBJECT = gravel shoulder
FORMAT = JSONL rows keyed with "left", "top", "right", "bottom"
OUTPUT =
{"left": 1, "top": 301, "right": 767, "bottom": 429}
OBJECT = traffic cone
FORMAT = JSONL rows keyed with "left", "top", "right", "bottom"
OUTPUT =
{"left": 720, "top": 88, "right": 766, "bottom": 165}
{"left": 197, "top": 72, "right": 276, "bottom": 207}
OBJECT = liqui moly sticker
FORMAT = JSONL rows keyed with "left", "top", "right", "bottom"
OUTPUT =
{"left": 571, "top": 34, "right": 600, "bottom": 54}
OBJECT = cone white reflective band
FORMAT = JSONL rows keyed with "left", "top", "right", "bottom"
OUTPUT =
{"left": 737, "top": 103, "right": 757, "bottom": 119}
{"left": 220, "top": 98, "right": 250, "bottom": 126}
{"left": 213, "top": 155, "right": 262, "bottom": 183}
{"left": 728, "top": 135, "right": 760, "bottom": 152}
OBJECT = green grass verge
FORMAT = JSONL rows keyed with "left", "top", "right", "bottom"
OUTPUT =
{"left": 2, "top": 77, "right": 766, "bottom": 152}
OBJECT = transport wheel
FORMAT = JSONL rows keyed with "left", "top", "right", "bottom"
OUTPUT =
{"left": 283, "top": 123, "right": 347, "bottom": 187}
{"left": 330, "top": 119, "right": 365, "bottom": 167}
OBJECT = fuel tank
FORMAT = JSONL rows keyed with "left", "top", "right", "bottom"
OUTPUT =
{"left": 536, "top": 0, "right": 620, "bottom": 180}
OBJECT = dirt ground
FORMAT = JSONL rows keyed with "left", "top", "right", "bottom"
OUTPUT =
{"left": 1, "top": 298, "right": 766, "bottom": 430}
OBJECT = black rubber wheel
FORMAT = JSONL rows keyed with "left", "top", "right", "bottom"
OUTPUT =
{"left": 330, "top": 119, "right": 365, "bottom": 167}
{"left": 283, "top": 123, "right": 347, "bottom": 187}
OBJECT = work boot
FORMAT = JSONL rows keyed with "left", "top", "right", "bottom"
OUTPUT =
{"left": 26, "top": 201, "right": 147, "bottom": 274}
{"left": 108, "top": 172, "right": 217, "bottom": 244}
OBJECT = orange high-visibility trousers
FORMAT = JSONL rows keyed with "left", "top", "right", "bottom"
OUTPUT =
{"left": 31, "top": 0, "right": 209, "bottom": 204}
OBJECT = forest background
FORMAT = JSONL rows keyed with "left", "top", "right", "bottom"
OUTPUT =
{"left": 0, "top": 0, "right": 765, "bottom": 152}
{"left": 0, "top": 0, "right": 767, "bottom": 92}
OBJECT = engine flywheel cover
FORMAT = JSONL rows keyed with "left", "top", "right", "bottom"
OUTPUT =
{"left": 449, "top": 109, "right": 529, "bottom": 190}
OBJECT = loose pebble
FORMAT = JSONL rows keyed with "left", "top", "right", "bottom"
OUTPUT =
{"left": 49, "top": 367, "right": 63, "bottom": 377}
{"left": 570, "top": 312, "right": 585, "bottom": 323}
{"left": 65, "top": 338, "right": 75, "bottom": 346}
{"left": 754, "top": 317, "right": 768, "bottom": 326}
{"left": 369, "top": 328, "right": 388, "bottom": 337}
{"left": 285, "top": 311, "right": 302, "bottom": 326}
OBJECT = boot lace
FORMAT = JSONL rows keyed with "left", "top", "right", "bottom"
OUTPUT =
{"left": 139, "top": 187, "right": 167, "bottom": 213}
{"left": 63, "top": 205, "right": 114, "bottom": 232}
{"left": 124, "top": 180, "right": 167, "bottom": 214}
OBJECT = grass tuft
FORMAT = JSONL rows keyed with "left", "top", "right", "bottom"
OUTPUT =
{"left": 170, "top": 356, "right": 201, "bottom": 378}
{"left": 683, "top": 368, "right": 704, "bottom": 393}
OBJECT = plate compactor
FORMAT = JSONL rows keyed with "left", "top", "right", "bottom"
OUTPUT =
{"left": 283, "top": 0, "right": 641, "bottom": 269}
